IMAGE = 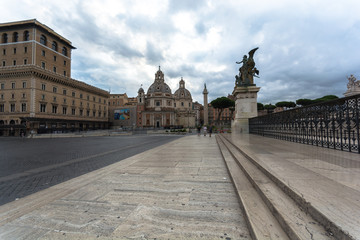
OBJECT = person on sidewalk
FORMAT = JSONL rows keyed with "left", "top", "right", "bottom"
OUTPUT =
{"left": 203, "top": 125, "right": 207, "bottom": 136}
{"left": 197, "top": 125, "right": 201, "bottom": 136}
{"left": 208, "top": 125, "right": 213, "bottom": 137}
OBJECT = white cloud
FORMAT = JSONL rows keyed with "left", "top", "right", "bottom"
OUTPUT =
{"left": 1, "top": 0, "right": 360, "bottom": 104}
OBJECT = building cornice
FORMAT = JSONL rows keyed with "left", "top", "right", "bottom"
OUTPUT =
{"left": 0, "top": 65, "right": 109, "bottom": 97}
{"left": 0, "top": 19, "right": 76, "bottom": 49}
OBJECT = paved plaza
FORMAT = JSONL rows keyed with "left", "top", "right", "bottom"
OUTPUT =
{"left": 0, "top": 132, "right": 359, "bottom": 239}
{"left": 0, "top": 135, "right": 183, "bottom": 206}
{"left": 0, "top": 134, "right": 250, "bottom": 239}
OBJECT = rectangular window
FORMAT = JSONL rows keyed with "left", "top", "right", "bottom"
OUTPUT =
{"left": 24, "top": 59, "right": 27, "bottom": 65}
{"left": 72, "top": 100, "right": 75, "bottom": 105}
{"left": 11, "top": 93, "right": 14, "bottom": 99}
{"left": 0, "top": 104, "right": 4, "bottom": 112}
{"left": 53, "top": 96, "right": 57, "bottom": 102}
{"left": 10, "top": 103, "right": 15, "bottom": 112}
{"left": 63, "top": 89, "right": 66, "bottom": 95}
{"left": 63, "top": 71, "right": 66, "bottom": 77}
{"left": 42, "top": 50, "right": 45, "bottom": 56}
{"left": 21, "top": 103, "right": 26, "bottom": 112}
{"left": 3, "top": 49, "right": 6, "bottom": 55}
{"left": 11, "top": 82, "right": 15, "bottom": 89}
{"left": 40, "top": 104, "right": 46, "bottom": 112}
{"left": 53, "top": 87, "right": 57, "bottom": 93}
{"left": 41, "top": 62, "right": 45, "bottom": 69}
{"left": 63, "top": 98, "right": 67, "bottom": 104}
{"left": 22, "top": 82, "right": 26, "bottom": 88}
{"left": 2, "top": 61, "right": 5, "bottom": 66}
{"left": 72, "top": 108, "right": 76, "bottom": 115}
{"left": 22, "top": 93, "right": 26, "bottom": 98}
{"left": 1, "top": 83, "right": 4, "bottom": 89}
{"left": 1, "top": 94, "right": 3, "bottom": 99}
{"left": 13, "top": 60, "right": 16, "bottom": 66}
{"left": 80, "top": 93, "right": 83, "bottom": 99}
{"left": 41, "top": 84, "right": 46, "bottom": 90}
{"left": 52, "top": 105, "right": 57, "bottom": 113}
{"left": 53, "top": 56, "right": 57, "bottom": 61}
{"left": 53, "top": 67, "right": 56, "bottom": 73}
{"left": 79, "top": 109, "right": 83, "bottom": 116}
{"left": 64, "top": 60, "right": 66, "bottom": 66}
{"left": 93, "top": 111, "right": 96, "bottom": 117}
{"left": 41, "top": 94, "right": 45, "bottom": 100}
{"left": 72, "top": 92, "right": 75, "bottom": 97}
{"left": 24, "top": 47, "right": 27, "bottom": 53}
{"left": 86, "top": 110, "right": 90, "bottom": 117}
{"left": 87, "top": 95, "right": 89, "bottom": 100}
{"left": 13, "top": 48, "right": 16, "bottom": 54}
{"left": 93, "top": 96, "right": 96, "bottom": 102}
{"left": 62, "top": 107, "right": 67, "bottom": 115}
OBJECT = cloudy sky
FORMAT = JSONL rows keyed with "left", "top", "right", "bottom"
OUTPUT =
{"left": 2, "top": 0, "right": 360, "bottom": 104}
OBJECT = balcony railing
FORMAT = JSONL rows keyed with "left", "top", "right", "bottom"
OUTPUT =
{"left": 249, "top": 94, "right": 360, "bottom": 153}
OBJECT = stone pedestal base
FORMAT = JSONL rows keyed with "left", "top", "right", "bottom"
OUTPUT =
{"left": 232, "top": 118, "right": 250, "bottom": 133}
{"left": 232, "top": 86, "right": 260, "bottom": 134}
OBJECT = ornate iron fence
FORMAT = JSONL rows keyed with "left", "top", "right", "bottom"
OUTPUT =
{"left": 249, "top": 94, "right": 360, "bottom": 153}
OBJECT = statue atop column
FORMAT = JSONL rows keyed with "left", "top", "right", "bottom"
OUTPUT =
{"left": 235, "top": 47, "right": 259, "bottom": 87}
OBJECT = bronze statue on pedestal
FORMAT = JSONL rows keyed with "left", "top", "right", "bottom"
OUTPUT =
{"left": 235, "top": 47, "right": 259, "bottom": 87}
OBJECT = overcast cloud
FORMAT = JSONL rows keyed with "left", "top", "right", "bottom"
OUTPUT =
{"left": 2, "top": 0, "right": 360, "bottom": 104}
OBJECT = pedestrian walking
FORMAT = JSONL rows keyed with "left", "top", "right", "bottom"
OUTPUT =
{"left": 197, "top": 125, "right": 201, "bottom": 136}
{"left": 209, "top": 125, "right": 213, "bottom": 137}
{"left": 203, "top": 125, "right": 207, "bottom": 136}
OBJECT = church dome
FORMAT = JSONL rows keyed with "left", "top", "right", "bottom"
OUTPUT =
{"left": 138, "top": 86, "right": 144, "bottom": 93}
{"left": 146, "top": 66, "right": 172, "bottom": 95}
{"left": 174, "top": 77, "right": 192, "bottom": 99}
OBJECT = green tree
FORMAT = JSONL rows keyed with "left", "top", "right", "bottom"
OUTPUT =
{"left": 275, "top": 101, "right": 296, "bottom": 108}
{"left": 264, "top": 104, "right": 276, "bottom": 110}
{"left": 296, "top": 98, "right": 314, "bottom": 106}
{"left": 210, "top": 97, "right": 235, "bottom": 124}
{"left": 257, "top": 102, "right": 264, "bottom": 110}
{"left": 313, "top": 95, "right": 339, "bottom": 103}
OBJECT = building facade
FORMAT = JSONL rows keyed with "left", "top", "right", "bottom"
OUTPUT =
{"left": 134, "top": 67, "right": 195, "bottom": 128}
{"left": 0, "top": 19, "right": 109, "bottom": 136}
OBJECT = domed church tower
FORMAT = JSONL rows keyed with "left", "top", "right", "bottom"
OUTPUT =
{"left": 140, "top": 66, "right": 176, "bottom": 128}
{"left": 174, "top": 77, "right": 196, "bottom": 127}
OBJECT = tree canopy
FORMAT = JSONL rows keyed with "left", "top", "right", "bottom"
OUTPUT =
{"left": 210, "top": 97, "right": 235, "bottom": 125}
{"left": 264, "top": 104, "right": 276, "bottom": 110}
{"left": 210, "top": 97, "right": 235, "bottom": 109}
{"left": 275, "top": 101, "right": 296, "bottom": 108}
{"left": 296, "top": 95, "right": 339, "bottom": 106}
{"left": 257, "top": 102, "right": 264, "bottom": 110}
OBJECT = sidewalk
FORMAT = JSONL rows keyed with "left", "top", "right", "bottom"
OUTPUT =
{"left": 222, "top": 132, "right": 360, "bottom": 239}
{"left": 0, "top": 135, "right": 251, "bottom": 240}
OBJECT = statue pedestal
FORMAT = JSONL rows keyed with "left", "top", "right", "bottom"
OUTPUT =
{"left": 232, "top": 86, "right": 260, "bottom": 133}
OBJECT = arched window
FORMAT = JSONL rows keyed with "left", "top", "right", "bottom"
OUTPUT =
{"left": 13, "top": 32, "right": 18, "bottom": 42}
{"left": 52, "top": 41, "right": 58, "bottom": 51}
{"left": 40, "top": 35, "right": 47, "bottom": 45}
{"left": 24, "top": 31, "right": 30, "bottom": 41}
{"left": 2, "top": 33, "right": 8, "bottom": 43}
{"left": 62, "top": 47, "right": 67, "bottom": 56}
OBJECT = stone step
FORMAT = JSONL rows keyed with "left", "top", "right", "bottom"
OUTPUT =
{"left": 220, "top": 133, "right": 360, "bottom": 240}
{"left": 217, "top": 135, "right": 333, "bottom": 240}
{"left": 216, "top": 136, "right": 289, "bottom": 240}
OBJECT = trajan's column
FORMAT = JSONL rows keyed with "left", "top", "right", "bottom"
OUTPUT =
{"left": 203, "top": 84, "right": 209, "bottom": 125}
{"left": 232, "top": 47, "right": 260, "bottom": 133}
